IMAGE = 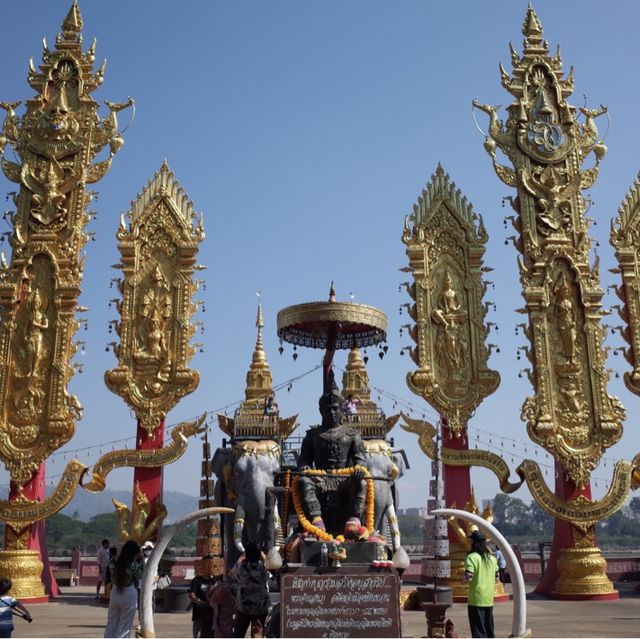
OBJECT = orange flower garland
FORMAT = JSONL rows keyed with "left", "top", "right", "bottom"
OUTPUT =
{"left": 290, "top": 465, "right": 375, "bottom": 542}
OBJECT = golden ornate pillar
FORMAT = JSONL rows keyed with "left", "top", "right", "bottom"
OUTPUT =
{"left": 104, "top": 161, "right": 205, "bottom": 543}
{"left": 473, "top": 6, "right": 624, "bottom": 598}
{"left": 400, "top": 165, "right": 500, "bottom": 600}
{"left": 0, "top": 1, "right": 131, "bottom": 598}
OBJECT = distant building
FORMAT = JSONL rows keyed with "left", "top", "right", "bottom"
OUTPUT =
{"left": 398, "top": 507, "right": 428, "bottom": 518}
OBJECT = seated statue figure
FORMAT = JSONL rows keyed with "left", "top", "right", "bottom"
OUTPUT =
{"left": 297, "top": 378, "right": 368, "bottom": 536}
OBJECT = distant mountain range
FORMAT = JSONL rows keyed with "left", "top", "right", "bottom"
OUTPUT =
{"left": 59, "top": 489, "right": 199, "bottom": 522}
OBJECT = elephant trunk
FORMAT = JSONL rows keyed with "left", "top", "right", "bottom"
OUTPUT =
{"left": 234, "top": 503, "right": 246, "bottom": 553}
{"left": 386, "top": 503, "right": 401, "bottom": 552}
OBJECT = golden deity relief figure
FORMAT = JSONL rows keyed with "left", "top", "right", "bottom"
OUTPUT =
{"left": 133, "top": 264, "right": 173, "bottom": 394}
{"left": 432, "top": 270, "right": 470, "bottom": 388}
{"left": 402, "top": 165, "right": 499, "bottom": 436}
{"left": 0, "top": 1, "right": 131, "bottom": 488}
{"left": 105, "top": 162, "right": 204, "bottom": 435}
{"left": 474, "top": 6, "right": 623, "bottom": 488}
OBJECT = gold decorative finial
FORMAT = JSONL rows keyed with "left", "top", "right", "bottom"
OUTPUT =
{"left": 60, "top": 0, "right": 83, "bottom": 42}
{"left": 245, "top": 302, "right": 272, "bottom": 401}
{"left": 522, "top": 4, "right": 544, "bottom": 51}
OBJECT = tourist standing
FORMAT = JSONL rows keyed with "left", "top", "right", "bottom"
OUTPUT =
{"left": 494, "top": 545, "right": 507, "bottom": 584}
{"left": 233, "top": 542, "right": 269, "bottom": 638}
{"left": 464, "top": 531, "right": 499, "bottom": 638}
{"left": 96, "top": 538, "right": 111, "bottom": 599}
{"left": 208, "top": 574, "right": 236, "bottom": 638}
{"left": 104, "top": 547, "right": 118, "bottom": 601}
{"left": 0, "top": 578, "right": 32, "bottom": 638}
{"left": 104, "top": 540, "right": 143, "bottom": 638}
{"left": 188, "top": 572, "right": 216, "bottom": 638}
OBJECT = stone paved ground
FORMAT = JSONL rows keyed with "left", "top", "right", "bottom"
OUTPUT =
{"left": 10, "top": 583, "right": 640, "bottom": 637}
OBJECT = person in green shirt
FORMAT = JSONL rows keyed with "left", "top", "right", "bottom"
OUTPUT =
{"left": 464, "top": 530, "right": 499, "bottom": 638}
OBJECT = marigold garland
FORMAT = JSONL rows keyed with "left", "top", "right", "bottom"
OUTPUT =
{"left": 290, "top": 465, "right": 375, "bottom": 542}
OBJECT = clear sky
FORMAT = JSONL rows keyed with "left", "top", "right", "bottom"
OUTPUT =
{"left": 0, "top": 1, "right": 639, "bottom": 510}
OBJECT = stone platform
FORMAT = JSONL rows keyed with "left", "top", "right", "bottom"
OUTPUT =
{"left": 299, "top": 539, "right": 384, "bottom": 565}
{"left": 9, "top": 583, "right": 640, "bottom": 637}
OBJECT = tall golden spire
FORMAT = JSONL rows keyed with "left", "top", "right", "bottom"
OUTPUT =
{"left": 522, "top": 4, "right": 544, "bottom": 51}
{"left": 245, "top": 303, "right": 274, "bottom": 401}
{"left": 217, "top": 304, "right": 298, "bottom": 440}
{"left": 341, "top": 347, "right": 399, "bottom": 439}
{"left": 61, "top": 1, "right": 83, "bottom": 37}
{"left": 342, "top": 347, "right": 372, "bottom": 402}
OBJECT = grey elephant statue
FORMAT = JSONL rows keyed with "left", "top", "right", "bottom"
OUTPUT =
{"left": 213, "top": 440, "right": 282, "bottom": 564}
{"left": 363, "top": 439, "right": 407, "bottom": 552}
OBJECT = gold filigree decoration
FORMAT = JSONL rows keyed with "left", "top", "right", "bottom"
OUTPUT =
{"left": 113, "top": 482, "right": 167, "bottom": 544}
{"left": 611, "top": 172, "right": 640, "bottom": 396}
{"left": 472, "top": 6, "right": 623, "bottom": 487}
{"left": 82, "top": 413, "right": 206, "bottom": 492}
{"left": 401, "top": 414, "right": 631, "bottom": 524}
{"left": 401, "top": 164, "right": 499, "bottom": 436}
{"left": 0, "top": 3, "right": 131, "bottom": 487}
{"left": 0, "top": 460, "right": 86, "bottom": 531}
{"left": 104, "top": 162, "right": 204, "bottom": 435}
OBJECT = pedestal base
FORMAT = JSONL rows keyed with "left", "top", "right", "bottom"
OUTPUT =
{"left": 0, "top": 550, "right": 46, "bottom": 600}
{"left": 551, "top": 547, "right": 618, "bottom": 600}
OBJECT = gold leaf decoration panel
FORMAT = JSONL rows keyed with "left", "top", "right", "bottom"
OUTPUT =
{"left": 402, "top": 165, "right": 499, "bottom": 435}
{"left": 0, "top": 4, "right": 131, "bottom": 486}
{"left": 105, "top": 162, "right": 204, "bottom": 434}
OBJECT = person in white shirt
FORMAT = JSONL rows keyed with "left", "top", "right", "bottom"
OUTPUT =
{"left": 96, "top": 539, "right": 110, "bottom": 600}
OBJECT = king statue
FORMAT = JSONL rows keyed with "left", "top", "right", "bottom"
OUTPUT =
{"left": 297, "top": 376, "right": 368, "bottom": 536}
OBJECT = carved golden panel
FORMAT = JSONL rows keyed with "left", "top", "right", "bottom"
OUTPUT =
{"left": 105, "top": 162, "right": 204, "bottom": 434}
{"left": 473, "top": 7, "right": 624, "bottom": 487}
{"left": 611, "top": 173, "right": 640, "bottom": 396}
{"left": 401, "top": 165, "right": 500, "bottom": 435}
{"left": 0, "top": 2, "right": 131, "bottom": 486}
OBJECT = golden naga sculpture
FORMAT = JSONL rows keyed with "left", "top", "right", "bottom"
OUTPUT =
{"left": 401, "top": 165, "right": 500, "bottom": 436}
{"left": 113, "top": 482, "right": 167, "bottom": 545}
{"left": 82, "top": 413, "right": 206, "bottom": 492}
{"left": 105, "top": 161, "right": 204, "bottom": 435}
{"left": 472, "top": 7, "right": 624, "bottom": 489}
{"left": 611, "top": 173, "right": 640, "bottom": 396}
{"left": 0, "top": 0, "right": 131, "bottom": 488}
{"left": 401, "top": 413, "right": 634, "bottom": 527}
{"left": 218, "top": 304, "right": 297, "bottom": 440}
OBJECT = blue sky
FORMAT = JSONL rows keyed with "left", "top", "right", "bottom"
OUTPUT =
{"left": 1, "top": 1, "right": 639, "bottom": 509}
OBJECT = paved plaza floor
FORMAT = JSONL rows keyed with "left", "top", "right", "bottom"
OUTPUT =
{"left": 9, "top": 584, "right": 640, "bottom": 638}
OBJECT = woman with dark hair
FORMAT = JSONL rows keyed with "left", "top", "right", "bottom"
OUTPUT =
{"left": 233, "top": 542, "right": 269, "bottom": 638}
{"left": 104, "top": 540, "right": 144, "bottom": 638}
{"left": 464, "top": 531, "right": 499, "bottom": 638}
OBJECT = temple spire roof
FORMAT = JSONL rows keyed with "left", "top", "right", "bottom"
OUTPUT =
{"left": 59, "top": 0, "right": 83, "bottom": 43}
{"left": 521, "top": 4, "right": 547, "bottom": 54}
{"left": 245, "top": 303, "right": 273, "bottom": 401}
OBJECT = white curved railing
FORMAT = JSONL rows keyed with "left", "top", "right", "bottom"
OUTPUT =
{"left": 432, "top": 508, "right": 529, "bottom": 638}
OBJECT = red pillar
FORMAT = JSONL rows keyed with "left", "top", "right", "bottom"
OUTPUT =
{"left": 3, "top": 463, "right": 58, "bottom": 601}
{"left": 441, "top": 424, "right": 472, "bottom": 539}
{"left": 132, "top": 420, "right": 166, "bottom": 531}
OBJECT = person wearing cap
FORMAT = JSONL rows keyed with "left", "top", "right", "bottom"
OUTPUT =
{"left": 464, "top": 530, "right": 499, "bottom": 638}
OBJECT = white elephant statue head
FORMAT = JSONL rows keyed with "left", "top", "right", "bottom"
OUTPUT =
{"left": 227, "top": 440, "right": 281, "bottom": 554}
